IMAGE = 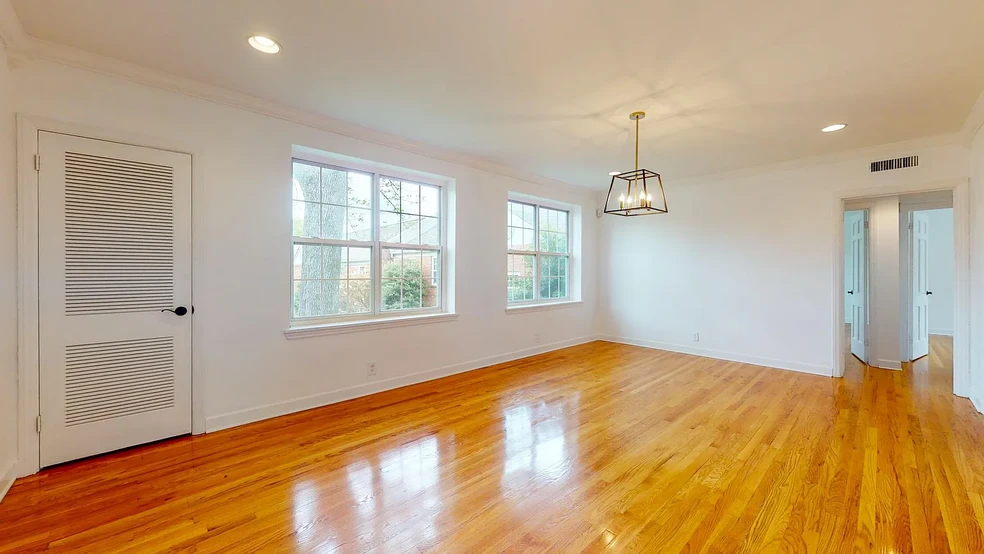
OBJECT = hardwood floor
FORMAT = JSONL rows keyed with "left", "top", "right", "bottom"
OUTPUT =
{"left": 2, "top": 339, "right": 983, "bottom": 553}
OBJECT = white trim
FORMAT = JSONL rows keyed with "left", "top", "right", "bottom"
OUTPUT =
{"left": 598, "top": 336, "right": 832, "bottom": 377}
{"left": 505, "top": 300, "right": 583, "bottom": 314}
{"left": 929, "top": 328, "right": 954, "bottom": 337}
{"left": 284, "top": 312, "right": 458, "bottom": 339}
{"left": 207, "top": 335, "right": 595, "bottom": 431}
{"left": 874, "top": 359, "right": 903, "bottom": 371}
{"left": 15, "top": 115, "right": 207, "bottom": 477}
{"left": 972, "top": 394, "right": 984, "bottom": 416}
{"left": 831, "top": 178, "right": 970, "bottom": 398}
{"left": 0, "top": 458, "right": 16, "bottom": 504}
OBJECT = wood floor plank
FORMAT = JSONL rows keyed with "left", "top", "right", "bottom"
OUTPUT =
{"left": 1, "top": 336, "right": 982, "bottom": 553}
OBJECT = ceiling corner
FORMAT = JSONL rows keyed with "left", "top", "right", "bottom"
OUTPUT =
{"left": 960, "top": 90, "right": 984, "bottom": 144}
{"left": 0, "top": 0, "right": 29, "bottom": 51}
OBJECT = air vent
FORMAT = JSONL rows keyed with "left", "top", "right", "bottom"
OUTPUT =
{"left": 870, "top": 155, "right": 919, "bottom": 173}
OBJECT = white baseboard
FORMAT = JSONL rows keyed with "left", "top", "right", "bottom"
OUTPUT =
{"left": 0, "top": 458, "right": 16, "bottom": 505}
{"left": 206, "top": 336, "right": 596, "bottom": 432}
{"left": 597, "top": 335, "right": 832, "bottom": 377}
{"left": 874, "top": 359, "right": 903, "bottom": 371}
{"left": 972, "top": 393, "right": 984, "bottom": 415}
{"left": 929, "top": 328, "right": 954, "bottom": 337}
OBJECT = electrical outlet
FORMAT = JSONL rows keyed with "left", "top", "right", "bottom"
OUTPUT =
{"left": 534, "top": 333, "right": 542, "bottom": 344}
{"left": 368, "top": 362, "right": 377, "bottom": 377}
{"left": 692, "top": 332, "right": 700, "bottom": 342}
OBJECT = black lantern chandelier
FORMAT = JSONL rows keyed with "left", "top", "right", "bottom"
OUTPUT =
{"left": 603, "top": 111, "right": 668, "bottom": 216}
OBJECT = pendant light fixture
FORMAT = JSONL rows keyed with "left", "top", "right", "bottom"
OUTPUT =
{"left": 603, "top": 111, "right": 668, "bottom": 216}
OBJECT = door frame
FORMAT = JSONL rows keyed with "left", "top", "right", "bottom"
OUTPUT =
{"left": 831, "top": 178, "right": 970, "bottom": 400}
{"left": 16, "top": 115, "right": 206, "bottom": 477}
{"left": 899, "top": 194, "right": 954, "bottom": 363}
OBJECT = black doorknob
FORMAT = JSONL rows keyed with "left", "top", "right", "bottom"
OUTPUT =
{"left": 847, "top": 290, "right": 854, "bottom": 295}
{"left": 162, "top": 306, "right": 189, "bottom": 316}
{"left": 926, "top": 291, "right": 933, "bottom": 295}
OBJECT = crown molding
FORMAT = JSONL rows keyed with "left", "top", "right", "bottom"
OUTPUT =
{"left": 10, "top": 34, "right": 593, "bottom": 195}
{"left": 670, "top": 132, "right": 964, "bottom": 187}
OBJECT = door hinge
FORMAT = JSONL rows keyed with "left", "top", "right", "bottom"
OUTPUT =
{"left": 863, "top": 221, "right": 869, "bottom": 229}
{"left": 909, "top": 222, "right": 914, "bottom": 230}
{"left": 864, "top": 338, "right": 869, "bottom": 346}
{"left": 36, "top": 415, "right": 41, "bottom": 434}
{"left": 34, "top": 154, "right": 40, "bottom": 172}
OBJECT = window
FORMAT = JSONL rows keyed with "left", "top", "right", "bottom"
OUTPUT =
{"left": 507, "top": 200, "right": 570, "bottom": 304}
{"left": 291, "top": 159, "right": 444, "bottom": 325}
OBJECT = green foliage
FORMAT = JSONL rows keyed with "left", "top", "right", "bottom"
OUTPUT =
{"left": 382, "top": 260, "right": 424, "bottom": 310}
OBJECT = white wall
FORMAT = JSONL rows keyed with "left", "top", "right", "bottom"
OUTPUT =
{"left": 0, "top": 42, "right": 18, "bottom": 496}
{"left": 924, "top": 208, "right": 955, "bottom": 335}
{"left": 10, "top": 60, "right": 598, "bottom": 439}
{"left": 869, "top": 196, "right": 901, "bottom": 369}
{"left": 844, "top": 210, "right": 863, "bottom": 323}
{"left": 599, "top": 142, "right": 969, "bottom": 376}
{"left": 971, "top": 125, "right": 984, "bottom": 412}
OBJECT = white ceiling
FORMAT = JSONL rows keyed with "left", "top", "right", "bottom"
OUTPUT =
{"left": 11, "top": 0, "right": 984, "bottom": 188}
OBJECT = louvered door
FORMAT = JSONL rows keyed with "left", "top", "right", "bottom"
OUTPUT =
{"left": 38, "top": 131, "right": 192, "bottom": 467}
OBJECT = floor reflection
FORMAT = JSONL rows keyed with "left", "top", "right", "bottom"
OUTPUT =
{"left": 502, "top": 395, "right": 580, "bottom": 488}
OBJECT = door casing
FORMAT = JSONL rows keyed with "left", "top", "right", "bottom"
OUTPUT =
{"left": 16, "top": 115, "right": 206, "bottom": 477}
{"left": 832, "top": 180, "right": 969, "bottom": 401}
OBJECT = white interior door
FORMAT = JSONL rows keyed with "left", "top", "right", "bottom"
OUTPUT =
{"left": 38, "top": 131, "right": 192, "bottom": 467}
{"left": 911, "top": 211, "right": 930, "bottom": 361}
{"left": 849, "top": 211, "right": 868, "bottom": 363}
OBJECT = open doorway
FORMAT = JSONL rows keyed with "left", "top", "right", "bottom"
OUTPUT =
{"left": 840, "top": 192, "right": 955, "bottom": 391}
{"left": 843, "top": 209, "right": 868, "bottom": 365}
{"left": 902, "top": 199, "right": 954, "bottom": 389}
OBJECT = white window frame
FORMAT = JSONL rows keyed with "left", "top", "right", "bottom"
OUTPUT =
{"left": 506, "top": 198, "right": 572, "bottom": 306}
{"left": 290, "top": 158, "right": 447, "bottom": 329}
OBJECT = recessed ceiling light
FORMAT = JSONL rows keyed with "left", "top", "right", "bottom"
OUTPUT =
{"left": 248, "top": 35, "right": 281, "bottom": 54}
{"left": 821, "top": 123, "right": 847, "bottom": 133}
{"left": 609, "top": 171, "right": 621, "bottom": 176}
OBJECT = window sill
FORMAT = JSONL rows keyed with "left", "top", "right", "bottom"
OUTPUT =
{"left": 505, "top": 300, "right": 583, "bottom": 314}
{"left": 284, "top": 312, "right": 458, "bottom": 339}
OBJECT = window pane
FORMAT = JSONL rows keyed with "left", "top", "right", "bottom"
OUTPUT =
{"left": 507, "top": 254, "right": 536, "bottom": 302}
{"left": 348, "top": 172, "right": 372, "bottom": 208}
{"left": 293, "top": 280, "right": 322, "bottom": 318}
{"left": 379, "top": 178, "right": 401, "bottom": 212}
{"left": 508, "top": 201, "right": 533, "bottom": 229}
{"left": 293, "top": 162, "right": 320, "bottom": 202}
{"left": 382, "top": 247, "right": 403, "bottom": 279}
{"left": 401, "top": 182, "right": 420, "bottom": 215}
{"left": 420, "top": 216, "right": 440, "bottom": 246}
{"left": 293, "top": 201, "right": 321, "bottom": 237}
{"left": 347, "top": 207, "right": 372, "bottom": 241}
{"left": 539, "top": 256, "right": 569, "bottom": 299}
{"left": 380, "top": 211, "right": 401, "bottom": 243}
{"left": 423, "top": 251, "right": 440, "bottom": 308}
{"left": 420, "top": 185, "right": 440, "bottom": 217}
{"left": 292, "top": 243, "right": 322, "bottom": 280}
{"left": 348, "top": 247, "right": 372, "bottom": 280}
{"left": 322, "top": 167, "right": 348, "bottom": 205}
{"left": 401, "top": 214, "right": 421, "bottom": 245}
{"left": 540, "top": 230, "right": 567, "bottom": 253}
{"left": 321, "top": 204, "right": 346, "bottom": 240}
{"left": 401, "top": 279, "right": 422, "bottom": 309}
{"left": 322, "top": 280, "right": 345, "bottom": 315}
{"left": 324, "top": 245, "right": 346, "bottom": 279}
{"left": 347, "top": 280, "right": 372, "bottom": 313}
{"left": 381, "top": 279, "right": 401, "bottom": 311}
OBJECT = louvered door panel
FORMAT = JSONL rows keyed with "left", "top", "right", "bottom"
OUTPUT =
{"left": 64, "top": 152, "right": 175, "bottom": 315}
{"left": 39, "top": 131, "right": 192, "bottom": 468}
